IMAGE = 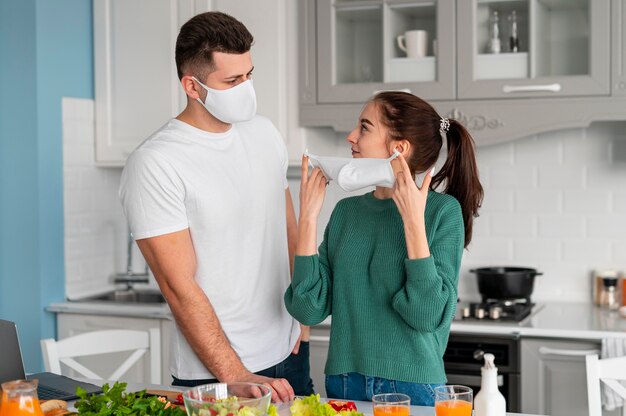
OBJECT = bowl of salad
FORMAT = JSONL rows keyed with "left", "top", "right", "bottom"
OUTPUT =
{"left": 182, "top": 382, "right": 273, "bottom": 416}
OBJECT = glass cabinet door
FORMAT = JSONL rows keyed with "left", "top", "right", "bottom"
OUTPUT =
{"left": 316, "top": 0, "right": 455, "bottom": 104}
{"left": 457, "top": 0, "right": 610, "bottom": 99}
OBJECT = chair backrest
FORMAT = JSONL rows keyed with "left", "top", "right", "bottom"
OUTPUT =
{"left": 41, "top": 328, "right": 161, "bottom": 384}
{"left": 586, "top": 353, "right": 626, "bottom": 416}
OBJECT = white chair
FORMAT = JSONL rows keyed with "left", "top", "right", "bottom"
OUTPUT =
{"left": 586, "top": 353, "right": 626, "bottom": 416}
{"left": 41, "top": 328, "right": 161, "bottom": 384}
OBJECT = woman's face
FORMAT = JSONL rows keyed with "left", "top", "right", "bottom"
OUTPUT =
{"left": 346, "top": 101, "right": 395, "bottom": 159}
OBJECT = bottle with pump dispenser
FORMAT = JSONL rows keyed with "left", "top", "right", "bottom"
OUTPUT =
{"left": 474, "top": 353, "right": 506, "bottom": 416}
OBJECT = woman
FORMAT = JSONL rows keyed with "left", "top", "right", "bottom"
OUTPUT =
{"left": 284, "top": 91, "right": 483, "bottom": 406}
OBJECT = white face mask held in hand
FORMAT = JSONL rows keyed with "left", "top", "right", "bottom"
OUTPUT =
{"left": 305, "top": 150, "right": 401, "bottom": 192}
{"left": 193, "top": 77, "right": 257, "bottom": 124}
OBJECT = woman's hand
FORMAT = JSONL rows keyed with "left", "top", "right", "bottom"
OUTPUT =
{"left": 296, "top": 155, "right": 327, "bottom": 256}
{"left": 392, "top": 154, "right": 433, "bottom": 259}
{"left": 299, "top": 155, "right": 327, "bottom": 222}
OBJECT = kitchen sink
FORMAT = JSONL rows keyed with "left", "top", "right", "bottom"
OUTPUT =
{"left": 79, "top": 289, "right": 166, "bottom": 304}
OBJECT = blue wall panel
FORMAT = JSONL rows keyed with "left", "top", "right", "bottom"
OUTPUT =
{"left": 0, "top": 0, "right": 93, "bottom": 372}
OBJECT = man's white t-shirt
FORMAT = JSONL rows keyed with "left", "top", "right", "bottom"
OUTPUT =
{"left": 119, "top": 116, "right": 300, "bottom": 379}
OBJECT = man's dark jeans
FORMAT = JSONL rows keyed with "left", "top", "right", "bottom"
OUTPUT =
{"left": 172, "top": 341, "right": 315, "bottom": 396}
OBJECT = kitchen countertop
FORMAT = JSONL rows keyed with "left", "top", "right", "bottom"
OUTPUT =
{"left": 46, "top": 301, "right": 173, "bottom": 320}
{"left": 48, "top": 300, "right": 626, "bottom": 340}
{"left": 450, "top": 302, "right": 626, "bottom": 340}
{"left": 315, "top": 302, "right": 626, "bottom": 341}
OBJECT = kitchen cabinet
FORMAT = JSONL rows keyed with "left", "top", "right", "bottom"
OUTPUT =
{"left": 520, "top": 338, "right": 619, "bottom": 416}
{"left": 309, "top": 324, "right": 331, "bottom": 396}
{"left": 457, "top": 0, "right": 610, "bottom": 99}
{"left": 93, "top": 0, "right": 206, "bottom": 166}
{"left": 299, "top": 0, "right": 626, "bottom": 145}
{"left": 314, "top": 0, "right": 455, "bottom": 103}
{"left": 56, "top": 313, "right": 174, "bottom": 385}
{"left": 93, "top": 0, "right": 302, "bottom": 166}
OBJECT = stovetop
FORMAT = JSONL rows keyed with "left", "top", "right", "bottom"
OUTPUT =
{"left": 455, "top": 298, "right": 541, "bottom": 323}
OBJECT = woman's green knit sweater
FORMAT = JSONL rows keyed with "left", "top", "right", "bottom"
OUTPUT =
{"left": 284, "top": 190, "right": 464, "bottom": 384}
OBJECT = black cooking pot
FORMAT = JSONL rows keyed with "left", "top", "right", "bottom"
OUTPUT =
{"left": 470, "top": 267, "right": 542, "bottom": 300}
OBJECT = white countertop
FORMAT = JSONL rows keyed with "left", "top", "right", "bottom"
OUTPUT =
{"left": 47, "top": 301, "right": 173, "bottom": 320}
{"left": 450, "top": 302, "right": 626, "bottom": 340}
{"left": 48, "top": 300, "right": 626, "bottom": 340}
{"left": 315, "top": 302, "right": 626, "bottom": 341}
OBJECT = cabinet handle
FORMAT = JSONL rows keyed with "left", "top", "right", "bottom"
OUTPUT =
{"left": 309, "top": 335, "right": 330, "bottom": 343}
{"left": 538, "top": 347, "right": 600, "bottom": 357}
{"left": 502, "top": 83, "right": 562, "bottom": 93}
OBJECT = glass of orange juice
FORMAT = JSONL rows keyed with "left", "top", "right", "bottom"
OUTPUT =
{"left": 434, "top": 385, "right": 472, "bottom": 416}
{"left": 0, "top": 379, "right": 44, "bottom": 416}
{"left": 372, "top": 393, "right": 410, "bottom": 416}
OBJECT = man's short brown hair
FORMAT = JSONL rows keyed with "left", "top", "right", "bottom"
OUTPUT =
{"left": 175, "top": 11, "right": 254, "bottom": 80}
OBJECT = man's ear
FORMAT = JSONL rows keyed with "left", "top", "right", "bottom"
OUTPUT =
{"left": 181, "top": 75, "right": 202, "bottom": 100}
{"left": 392, "top": 139, "right": 411, "bottom": 157}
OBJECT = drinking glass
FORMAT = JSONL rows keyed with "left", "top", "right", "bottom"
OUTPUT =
{"left": 434, "top": 385, "right": 472, "bottom": 416}
{"left": 0, "top": 380, "right": 44, "bottom": 416}
{"left": 372, "top": 393, "right": 410, "bottom": 416}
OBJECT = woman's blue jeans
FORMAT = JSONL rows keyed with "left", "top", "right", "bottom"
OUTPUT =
{"left": 325, "top": 372, "right": 442, "bottom": 407}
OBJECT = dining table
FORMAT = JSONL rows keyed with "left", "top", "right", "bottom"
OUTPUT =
{"left": 68, "top": 379, "right": 545, "bottom": 416}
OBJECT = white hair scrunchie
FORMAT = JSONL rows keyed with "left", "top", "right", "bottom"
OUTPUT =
{"left": 440, "top": 117, "right": 450, "bottom": 134}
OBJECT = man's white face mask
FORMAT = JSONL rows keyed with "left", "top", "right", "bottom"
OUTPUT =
{"left": 193, "top": 76, "right": 257, "bottom": 124}
{"left": 305, "top": 150, "right": 401, "bottom": 192}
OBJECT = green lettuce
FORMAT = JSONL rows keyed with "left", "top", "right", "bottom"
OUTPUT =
{"left": 289, "top": 395, "right": 363, "bottom": 416}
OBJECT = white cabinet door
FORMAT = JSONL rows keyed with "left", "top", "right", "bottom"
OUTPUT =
{"left": 93, "top": 0, "right": 209, "bottom": 166}
{"left": 56, "top": 313, "right": 172, "bottom": 385}
{"left": 521, "top": 338, "right": 619, "bottom": 416}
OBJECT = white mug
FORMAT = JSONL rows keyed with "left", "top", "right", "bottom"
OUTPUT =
{"left": 397, "top": 30, "right": 428, "bottom": 58}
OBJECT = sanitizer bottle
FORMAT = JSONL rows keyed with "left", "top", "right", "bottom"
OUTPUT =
{"left": 474, "top": 353, "right": 506, "bottom": 416}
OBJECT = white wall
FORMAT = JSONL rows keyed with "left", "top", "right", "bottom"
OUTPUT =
{"left": 289, "top": 122, "right": 626, "bottom": 304}
{"left": 62, "top": 98, "right": 153, "bottom": 299}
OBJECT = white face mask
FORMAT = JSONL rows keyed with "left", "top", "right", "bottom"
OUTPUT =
{"left": 193, "top": 77, "right": 257, "bottom": 124}
{"left": 305, "top": 150, "right": 400, "bottom": 192}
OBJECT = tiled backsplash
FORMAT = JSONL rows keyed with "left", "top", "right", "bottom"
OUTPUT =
{"left": 62, "top": 98, "right": 152, "bottom": 299}
{"left": 290, "top": 122, "right": 626, "bottom": 303}
{"left": 63, "top": 96, "right": 625, "bottom": 303}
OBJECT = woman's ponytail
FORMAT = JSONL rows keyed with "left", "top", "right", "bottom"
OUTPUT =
{"left": 431, "top": 119, "right": 483, "bottom": 247}
{"left": 372, "top": 92, "right": 483, "bottom": 247}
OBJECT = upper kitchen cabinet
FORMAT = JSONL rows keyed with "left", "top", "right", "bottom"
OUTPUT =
{"left": 457, "top": 0, "right": 610, "bottom": 99}
{"left": 300, "top": 0, "right": 626, "bottom": 144}
{"left": 94, "top": 0, "right": 209, "bottom": 166}
{"left": 313, "top": 0, "right": 455, "bottom": 104}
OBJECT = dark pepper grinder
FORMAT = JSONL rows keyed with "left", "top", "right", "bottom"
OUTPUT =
{"left": 509, "top": 10, "right": 519, "bottom": 53}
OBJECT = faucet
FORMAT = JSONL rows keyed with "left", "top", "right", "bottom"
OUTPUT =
{"left": 113, "top": 227, "right": 149, "bottom": 290}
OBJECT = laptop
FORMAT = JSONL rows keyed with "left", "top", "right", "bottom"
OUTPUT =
{"left": 0, "top": 319, "right": 102, "bottom": 401}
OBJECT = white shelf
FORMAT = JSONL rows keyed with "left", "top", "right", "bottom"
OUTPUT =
{"left": 385, "top": 56, "right": 436, "bottom": 83}
{"left": 475, "top": 52, "right": 528, "bottom": 80}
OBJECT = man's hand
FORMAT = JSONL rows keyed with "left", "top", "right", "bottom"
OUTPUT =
{"left": 236, "top": 372, "right": 295, "bottom": 404}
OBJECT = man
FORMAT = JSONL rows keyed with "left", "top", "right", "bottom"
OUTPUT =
{"left": 119, "top": 11, "right": 312, "bottom": 402}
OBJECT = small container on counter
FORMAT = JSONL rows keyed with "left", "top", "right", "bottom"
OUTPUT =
{"left": 601, "top": 276, "right": 620, "bottom": 310}
{"left": 593, "top": 269, "right": 619, "bottom": 306}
